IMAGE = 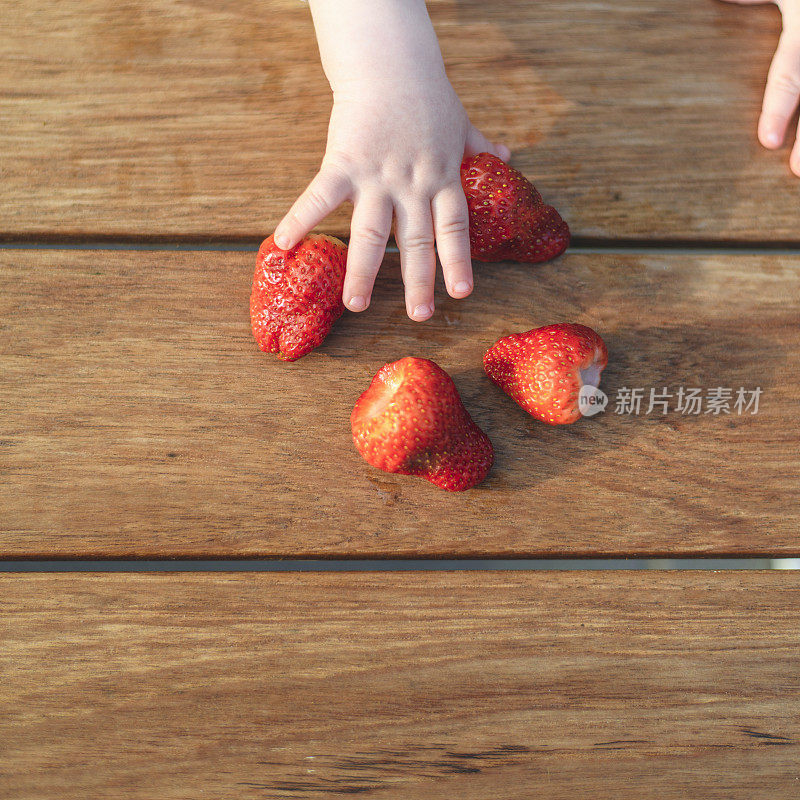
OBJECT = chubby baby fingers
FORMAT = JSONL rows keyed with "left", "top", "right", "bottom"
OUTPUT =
{"left": 758, "top": 31, "right": 800, "bottom": 151}
{"left": 342, "top": 193, "right": 393, "bottom": 312}
{"left": 274, "top": 167, "right": 351, "bottom": 250}
{"left": 431, "top": 184, "right": 473, "bottom": 299}
{"left": 395, "top": 201, "right": 437, "bottom": 322}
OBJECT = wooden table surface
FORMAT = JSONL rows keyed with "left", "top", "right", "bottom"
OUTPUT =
{"left": 2, "top": 1, "right": 799, "bottom": 798}
{"left": 1, "top": 0, "right": 795, "bottom": 241}
{"left": 2, "top": 249, "right": 798, "bottom": 557}
{"left": 2, "top": 573, "right": 800, "bottom": 800}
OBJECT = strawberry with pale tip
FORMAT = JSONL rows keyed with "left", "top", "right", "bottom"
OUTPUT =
{"left": 250, "top": 233, "right": 348, "bottom": 362}
{"left": 483, "top": 323, "right": 608, "bottom": 425}
{"left": 460, "top": 152, "right": 570, "bottom": 264}
{"left": 351, "top": 357, "right": 493, "bottom": 491}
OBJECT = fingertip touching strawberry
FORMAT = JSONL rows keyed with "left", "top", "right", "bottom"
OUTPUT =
{"left": 351, "top": 357, "right": 493, "bottom": 491}
{"left": 250, "top": 233, "right": 348, "bottom": 362}
{"left": 460, "top": 152, "right": 570, "bottom": 264}
{"left": 484, "top": 323, "right": 608, "bottom": 425}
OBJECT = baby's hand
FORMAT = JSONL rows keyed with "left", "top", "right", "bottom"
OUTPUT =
{"left": 274, "top": 83, "right": 508, "bottom": 321}
{"left": 723, "top": 0, "right": 800, "bottom": 175}
{"left": 274, "top": 0, "right": 508, "bottom": 322}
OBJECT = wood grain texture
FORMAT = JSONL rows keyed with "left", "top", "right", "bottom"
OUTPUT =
{"left": 1, "top": 572, "right": 799, "bottom": 799}
{"left": 1, "top": 0, "right": 797, "bottom": 240}
{"left": 1, "top": 249, "right": 798, "bottom": 557}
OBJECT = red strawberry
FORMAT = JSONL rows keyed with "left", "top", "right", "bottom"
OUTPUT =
{"left": 351, "top": 357, "right": 493, "bottom": 491}
{"left": 484, "top": 323, "right": 608, "bottom": 425}
{"left": 460, "top": 152, "right": 570, "bottom": 263}
{"left": 250, "top": 233, "right": 347, "bottom": 362}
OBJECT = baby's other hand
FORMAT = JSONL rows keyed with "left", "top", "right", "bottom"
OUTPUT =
{"left": 722, "top": 0, "right": 800, "bottom": 175}
{"left": 274, "top": 80, "right": 509, "bottom": 321}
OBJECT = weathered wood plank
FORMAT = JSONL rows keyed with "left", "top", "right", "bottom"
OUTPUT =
{"left": 1, "top": 572, "right": 799, "bottom": 799}
{"left": 0, "top": 0, "right": 794, "bottom": 240}
{"left": 1, "top": 249, "right": 798, "bottom": 557}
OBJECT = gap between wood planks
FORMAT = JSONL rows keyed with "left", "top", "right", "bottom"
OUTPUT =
{"left": 0, "top": 559, "right": 798, "bottom": 572}
{"left": 5, "top": 238, "right": 800, "bottom": 255}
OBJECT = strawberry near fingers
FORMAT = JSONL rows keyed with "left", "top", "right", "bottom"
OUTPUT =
{"left": 250, "top": 234, "right": 348, "bottom": 362}
{"left": 460, "top": 152, "right": 570, "bottom": 264}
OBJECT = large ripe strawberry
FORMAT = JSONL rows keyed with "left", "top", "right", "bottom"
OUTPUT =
{"left": 351, "top": 357, "right": 493, "bottom": 491}
{"left": 250, "top": 233, "right": 347, "bottom": 362}
{"left": 460, "top": 152, "right": 570, "bottom": 263}
{"left": 484, "top": 323, "right": 608, "bottom": 425}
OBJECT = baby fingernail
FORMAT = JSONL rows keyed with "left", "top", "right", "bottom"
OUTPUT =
{"left": 412, "top": 304, "right": 432, "bottom": 320}
{"left": 453, "top": 281, "right": 472, "bottom": 296}
{"left": 348, "top": 296, "right": 367, "bottom": 311}
{"left": 763, "top": 131, "right": 780, "bottom": 147}
{"left": 274, "top": 233, "right": 290, "bottom": 249}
